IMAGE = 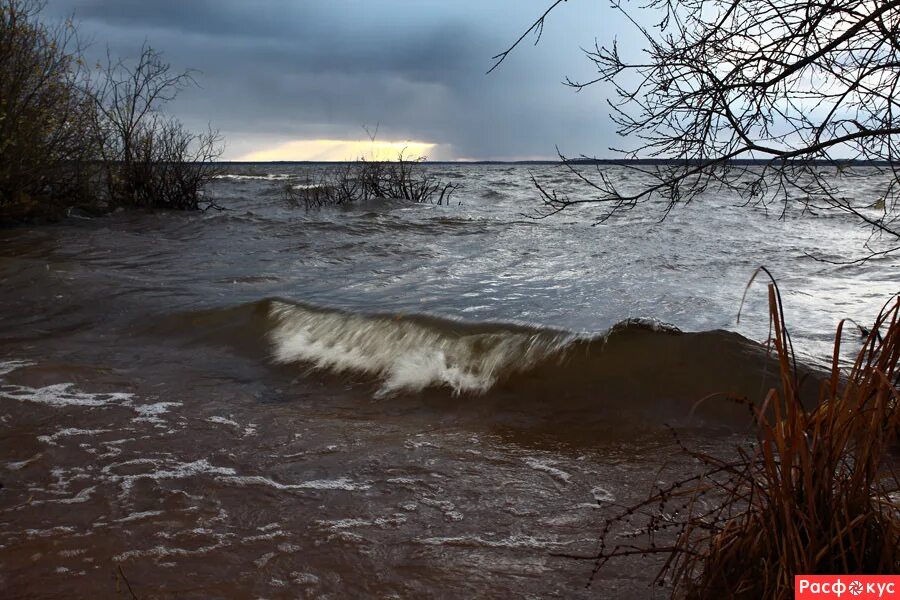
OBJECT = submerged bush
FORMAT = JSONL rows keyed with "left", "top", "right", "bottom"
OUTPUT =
{"left": 283, "top": 154, "right": 457, "bottom": 209}
{"left": 0, "top": 0, "right": 98, "bottom": 221}
{"left": 575, "top": 275, "right": 900, "bottom": 598}
{"left": 90, "top": 45, "right": 223, "bottom": 210}
{"left": 0, "top": 2, "right": 222, "bottom": 223}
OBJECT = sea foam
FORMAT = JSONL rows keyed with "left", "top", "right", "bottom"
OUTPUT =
{"left": 267, "top": 300, "right": 569, "bottom": 396}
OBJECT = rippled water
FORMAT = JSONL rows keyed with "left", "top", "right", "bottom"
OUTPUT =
{"left": 0, "top": 164, "right": 897, "bottom": 597}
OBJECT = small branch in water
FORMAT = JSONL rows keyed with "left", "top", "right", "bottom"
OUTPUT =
{"left": 116, "top": 563, "right": 139, "bottom": 600}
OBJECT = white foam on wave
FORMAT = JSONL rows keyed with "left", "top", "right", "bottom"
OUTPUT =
{"left": 207, "top": 415, "right": 257, "bottom": 436}
{"left": 132, "top": 401, "right": 182, "bottom": 425}
{"left": 29, "top": 485, "right": 96, "bottom": 505}
{"left": 0, "top": 366, "right": 182, "bottom": 432}
{"left": 102, "top": 458, "right": 237, "bottom": 495}
{"left": 523, "top": 458, "right": 572, "bottom": 484}
{"left": 267, "top": 301, "right": 569, "bottom": 396}
{"left": 419, "top": 496, "right": 464, "bottom": 521}
{"left": 116, "top": 510, "right": 164, "bottom": 523}
{"left": 0, "top": 359, "right": 133, "bottom": 410}
{"left": 591, "top": 485, "right": 615, "bottom": 503}
{"left": 113, "top": 542, "right": 226, "bottom": 562}
{"left": 37, "top": 428, "right": 111, "bottom": 445}
{"left": 5, "top": 454, "right": 41, "bottom": 470}
{"left": 0, "top": 360, "right": 35, "bottom": 377}
{"left": 315, "top": 515, "right": 407, "bottom": 531}
{"left": 23, "top": 526, "right": 77, "bottom": 538}
{"left": 214, "top": 173, "right": 292, "bottom": 181}
{"left": 219, "top": 475, "right": 371, "bottom": 491}
{"left": 207, "top": 415, "right": 241, "bottom": 428}
{"left": 414, "top": 534, "right": 573, "bottom": 550}
{"left": 1, "top": 382, "right": 133, "bottom": 408}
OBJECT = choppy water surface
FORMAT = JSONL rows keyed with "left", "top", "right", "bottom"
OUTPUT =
{"left": 1, "top": 164, "right": 897, "bottom": 598}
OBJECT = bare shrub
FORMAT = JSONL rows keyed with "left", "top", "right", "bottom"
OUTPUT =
{"left": 91, "top": 44, "right": 223, "bottom": 210}
{"left": 283, "top": 154, "right": 457, "bottom": 210}
{"left": 0, "top": 3, "right": 222, "bottom": 221}
{"left": 94, "top": 45, "right": 222, "bottom": 210}
{"left": 0, "top": 0, "right": 97, "bottom": 222}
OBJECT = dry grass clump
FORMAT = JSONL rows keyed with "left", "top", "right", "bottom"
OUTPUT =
{"left": 574, "top": 279, "right": 900, "bottom": 598}
{"left": 283, "top": 154, "right": 457, "bottom": 209}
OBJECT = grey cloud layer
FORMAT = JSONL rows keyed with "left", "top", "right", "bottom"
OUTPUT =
{"left": 47, "top": 0, "right": 621, "bottom": 159}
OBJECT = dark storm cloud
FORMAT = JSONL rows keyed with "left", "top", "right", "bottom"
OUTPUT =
{"left": 45, "top": 0, "right": 627, "bottom": 159}
{"left": 63, "top": 0, "right": 480, "bottom": 80}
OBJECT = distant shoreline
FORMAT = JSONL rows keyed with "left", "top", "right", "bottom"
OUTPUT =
{"left": 217, "top": 159, "right": 898, "bottom": 166}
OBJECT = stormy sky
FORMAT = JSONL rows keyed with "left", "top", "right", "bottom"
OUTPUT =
{"left": 45, "top": 1, "right": 637, "bottom": 161}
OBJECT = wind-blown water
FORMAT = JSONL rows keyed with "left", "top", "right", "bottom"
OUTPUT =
{"left": 0, "top": 164, "right": 896, "bottom": 597}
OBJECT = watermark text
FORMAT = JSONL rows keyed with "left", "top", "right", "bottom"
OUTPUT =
{"left": 796, "top": 576, "right": 900, "bottom": 599}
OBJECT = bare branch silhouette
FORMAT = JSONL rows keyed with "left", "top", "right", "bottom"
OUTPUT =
{"left": 495, "top": 0, "right": 900, "bottom": 260}
{"left": 487, "top": 0, "right": 568, "bottom": 74}
{"left": 90, "top": 43, "right": 223, "bottom": 210}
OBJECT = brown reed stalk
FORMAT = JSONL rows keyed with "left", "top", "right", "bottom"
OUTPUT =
{"left": 570, "top": 280, "right": 900, "bottom": 598}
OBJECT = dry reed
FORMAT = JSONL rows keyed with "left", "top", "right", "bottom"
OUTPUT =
{"left": 569, "top": 277, "right": 900, "bottom": 598}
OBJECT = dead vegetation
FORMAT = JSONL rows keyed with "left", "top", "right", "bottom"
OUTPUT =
{"left": 0, "top": 0, "right": 222, "bottom": 223}
{"left": 568, "top": 274, "right": 900, "bottom": 598}
{"left": 90, "top": 44, "right": 223, "bottom": 211}
{"left": 283, "top": 154, "right": 457, "bottom": 210}
{"left": 0, "top": 0, "right": 97, "bottom": 221}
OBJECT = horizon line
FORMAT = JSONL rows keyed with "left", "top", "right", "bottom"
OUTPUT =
{"left": 215, "top": 158, "right": 899, "bottom": 166}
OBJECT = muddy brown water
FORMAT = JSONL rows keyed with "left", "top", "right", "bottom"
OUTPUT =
{"left": 1, "top": 164, "right": 895, "bottom": 598}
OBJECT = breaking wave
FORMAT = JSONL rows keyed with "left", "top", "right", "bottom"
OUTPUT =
{"left": 156, "top": 299, "right": 821, "bottom": 418}
{"left": 267, "top": 300, "right": 578, "bottom": 396}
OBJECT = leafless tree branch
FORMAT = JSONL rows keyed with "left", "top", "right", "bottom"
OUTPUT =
{"left": 495, "top": 0, "right": 900, "bottom": 261}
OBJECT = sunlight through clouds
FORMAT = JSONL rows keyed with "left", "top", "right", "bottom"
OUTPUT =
{"left": 238, "top": 139, "right": 440, "bottom": 161}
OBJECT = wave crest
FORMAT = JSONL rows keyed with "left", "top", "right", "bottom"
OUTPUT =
{"left": 267, "top": 301, "right": 572, "bottom": 396}
{"left": 153, "top": 298, "right": 822, "bottom": 425}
